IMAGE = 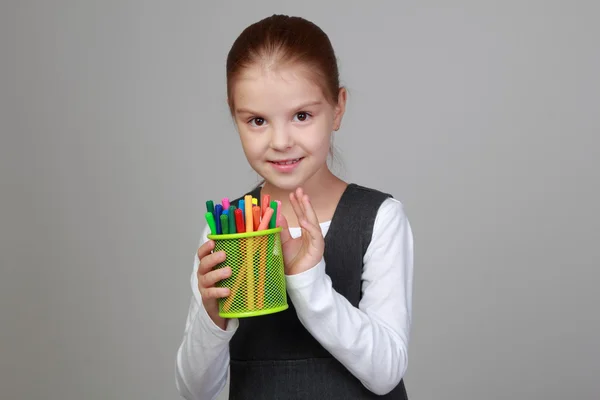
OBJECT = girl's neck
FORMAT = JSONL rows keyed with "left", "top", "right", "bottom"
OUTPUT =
{"left": 260, "top": 168, "right": 347, "bottom": 228}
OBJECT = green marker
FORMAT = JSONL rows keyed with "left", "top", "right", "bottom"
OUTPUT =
{"left": 220, "top": 214, "right": 229, "bottom": 234}
{"left": 269, "top": 200, "right": 278, "bottom": 229}
{"left": 228, "top": 205, "right": 237, "bottom": 233}
{"left": 206, "top": 200, "right": 214, "bottom": 215}
{"left": 205, "top": 211, "right": 217, "bottom": 235}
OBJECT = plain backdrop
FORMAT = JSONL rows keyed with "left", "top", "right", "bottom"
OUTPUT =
{"left": 1, "top": 1, "right": 599, "bottom": 399}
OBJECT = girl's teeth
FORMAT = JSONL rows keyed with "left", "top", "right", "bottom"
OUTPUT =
{"left": 276, "top": 159, "right": 299, "bottom": 165}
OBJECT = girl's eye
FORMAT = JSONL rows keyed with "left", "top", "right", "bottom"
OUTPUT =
{"left": 293, "top": 112, "right": 311, "bottom": 122}
{"left": 249, "top": 117, "right": 266, "bottom": 127}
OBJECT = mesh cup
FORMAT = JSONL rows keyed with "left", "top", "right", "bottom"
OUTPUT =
{"left": 207, "top": 227, "right": 288, "bottom": 318}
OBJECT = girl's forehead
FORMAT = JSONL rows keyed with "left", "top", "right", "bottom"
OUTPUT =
{"left": 233, "top": 64, "right": 325, "bottom": 106}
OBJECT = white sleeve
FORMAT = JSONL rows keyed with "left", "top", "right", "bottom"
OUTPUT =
{"left": 175, "top": 224, "right": 239, "bottom": 400}
{"left": 284, "top": 198, "right": 414, "bottom": 396}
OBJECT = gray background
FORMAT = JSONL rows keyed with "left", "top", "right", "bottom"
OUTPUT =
{"left": 1, "top": 1, "right": 598, "bottom": 399}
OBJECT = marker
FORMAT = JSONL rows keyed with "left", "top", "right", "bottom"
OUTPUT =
{"left": 228, "top": 205, "right": 237, "bottom": 233}
{"left": 234, "top": 208, "right": 245, "bottom": 233}
{"left": 252, "top": 198, "right": 258, "bottom": 206}
{"left": 222, "top": 197, "right": 230, "bottom": 210}
{"left": 214, "top": 204, "right": 223, "bottom": 234}
{"left": 223, "top": 209, "right": 228, "bottom": 216}
{"left": 220, "top": 214, "right": 229, "bottom": 234}
{"left": 205, "top": 212, "right": 217, "bottom": 235}
{"left": 245, "top": 195, "right": 253, "bottom": 232}
{"left": 269, "top": 200, "right": 278, "bottom": 229}
{"left": 258, "top": 207, "right": 274, "bottom": 230}
{"left": 275, "top": 200, "right": 282, "bottom": 226}
{"left": 252, "top": 205, "right": 261, "bottom": 231}
{"left": 206, "top": 200, "right": 214, "bottom": 215}
{"left": 239, "top": 200, "right": 245, "bottom": 221}
{"left": 262, "top": 194, "right": 271, "bottom": 216}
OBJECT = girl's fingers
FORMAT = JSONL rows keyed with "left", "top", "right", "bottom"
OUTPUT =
{"left": 302, "top": 194, "right": 319, "bottom": 226}
{"left": 197, "top": 240, "right": 215, "bottom": 261}
{"left": 299, "top": 217, "right": 323, "bottom": 246}
{"left": 198, "top": 250, "right": 226, "bottom": 275}
{"left": 289, "top": 190, "right": 306, "bottom": 224}
{"left": 200, "top": 287, "right": 231, "bottom": 299}
{"left": 296, "top": 188, "right": 308, "bottom": 217}
{"left": 199, "top": 267, "right": 232, "bottom": 289}
{"left": 278, "top": 212, "right": 293, "bottom": 245}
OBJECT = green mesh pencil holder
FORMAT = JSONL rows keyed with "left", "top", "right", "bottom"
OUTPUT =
{"left": 207, "top": 227, "right": 288, "bottom": 318}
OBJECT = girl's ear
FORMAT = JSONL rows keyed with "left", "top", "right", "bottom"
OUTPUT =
{"left": 333, "top": 87, "right": 347, "bottom": 131}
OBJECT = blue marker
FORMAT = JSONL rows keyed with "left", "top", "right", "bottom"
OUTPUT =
{"left": 238, "top": 200, "right": 245, "bottom": 221}
{"left": 214, "top": 204, "right": 223, "bottom": 234}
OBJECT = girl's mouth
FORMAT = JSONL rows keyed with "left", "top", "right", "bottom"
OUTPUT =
{"left": 269, "top": 157, "right": 304, "bottom": 172}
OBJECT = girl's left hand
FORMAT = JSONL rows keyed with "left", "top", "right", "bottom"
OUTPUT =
{"left": 278, "top": 187, "right": 325, "bottom": 276}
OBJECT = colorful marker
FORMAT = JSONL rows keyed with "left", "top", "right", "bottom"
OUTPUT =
{"left": 222, "top": 197, "right": 230, "bottom": 210}
{"left": 252, "top": 198, "right": 258, "bottom": 206}
{"left": 262, "top": 194, "right": 271, "bottom": 216}
{"left": 245, "top": 195, "right": 253, "bottom": 232}
{"left": 206, "top": 200, "right": 214, "bottom": 215}
{"left": 275, "top": 200, "right": 282, "bottom": 226}
{"left": 234, "top": 208, "right": 245, "bottom": 233}
{"left": 269, "top": 200, "right": 278, "bottom": 229}
{"left": 228, "top": 205, "right": 237, "bottom": 233}
{"left": 252, "top": 205, "right": 261, "bottom": 231}
{"left": 205, "top": 211, "right": 217, "bottom": 235}
{"left": 258, "top": 207, "right": 274, "bottom": 230}
{"left": 220, "top": 214, "right": 229, "bottom": 234}
{"left": 214, "top": 204, "right": 223, "bottom": 234}
{"left": 239, "top": 200, "right": 245, "bottom": 221}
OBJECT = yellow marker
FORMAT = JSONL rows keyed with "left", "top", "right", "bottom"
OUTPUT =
{"left": 243, "top": 195, "right": 255, "bottom": 309}
{"left": 252, "top": 197, "right": 258, "bottom": 206}
{"left": 244, "top": 195, "right": 253, "bottom": 232}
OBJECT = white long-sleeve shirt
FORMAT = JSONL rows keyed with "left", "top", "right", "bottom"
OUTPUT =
{"left": 175, "top": 197, "right": 414, "bottom": 399}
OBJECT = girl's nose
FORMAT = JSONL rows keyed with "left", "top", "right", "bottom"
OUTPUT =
{"left": 269, "top": 125, "right": 293, "bottom": 151}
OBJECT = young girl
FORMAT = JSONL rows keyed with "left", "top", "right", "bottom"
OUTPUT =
{"left": 176, "top": 15, "right": 414, "bottom": 400}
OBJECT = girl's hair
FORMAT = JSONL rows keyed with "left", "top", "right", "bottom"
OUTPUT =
{"left": 226, "top": 15, "right": 345, "bottom": 183}
{"left": 226, "top": 14, "right": 341, "bottom": 111}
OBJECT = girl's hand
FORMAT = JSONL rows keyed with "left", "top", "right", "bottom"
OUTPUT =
{"left": 278, "top": 187, "right": 325, "bottom": 276}
{"left": 197, "top": 240, "right": 231, "bottom": 330}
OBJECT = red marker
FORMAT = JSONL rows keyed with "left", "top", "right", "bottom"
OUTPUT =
{"left": 234, "top": 208, "right": 245, "bottom": 233}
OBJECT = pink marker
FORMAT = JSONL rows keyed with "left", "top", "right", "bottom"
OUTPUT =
{"left": 275, "top": 200, "right": 282, "bottom": 226}
{"left": 222, "top": 197, "right": 230, "bottom": 210}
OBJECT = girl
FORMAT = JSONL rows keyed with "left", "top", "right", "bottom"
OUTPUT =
{"left": 176, "top": 14, "right": 414, "bottom": 400}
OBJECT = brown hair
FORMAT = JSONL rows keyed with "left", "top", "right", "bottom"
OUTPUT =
{"left": 226, "top": 14, "right": 341, "bottom": 112}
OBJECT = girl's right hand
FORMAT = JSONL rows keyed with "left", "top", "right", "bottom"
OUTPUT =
{"left": 197, "top": 240, "right": 232, "bottom": 330}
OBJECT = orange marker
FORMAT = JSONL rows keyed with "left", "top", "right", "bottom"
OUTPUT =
{"left": 252, "top": 206, "right": 261, "bottom": 231}
{"left": 257, "top": 207, "right": 274, "bottom": 230}
{"left": 261, "top": 194, "right": 271, "bottom": 216}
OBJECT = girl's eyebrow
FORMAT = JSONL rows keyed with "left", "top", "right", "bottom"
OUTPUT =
{"left": 235, "top": 101, "right": 323, "bottom": 115}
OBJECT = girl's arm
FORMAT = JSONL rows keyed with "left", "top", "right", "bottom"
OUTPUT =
{"left": 175, "top": 225, "right": 238, "bottom": 400}
{"left": 285, "top": 198, "right": 413, "bottom": 396}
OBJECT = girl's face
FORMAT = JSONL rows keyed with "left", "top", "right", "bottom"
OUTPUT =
{"left": 231, "top": 63, "right": 345, "bottom": 192}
